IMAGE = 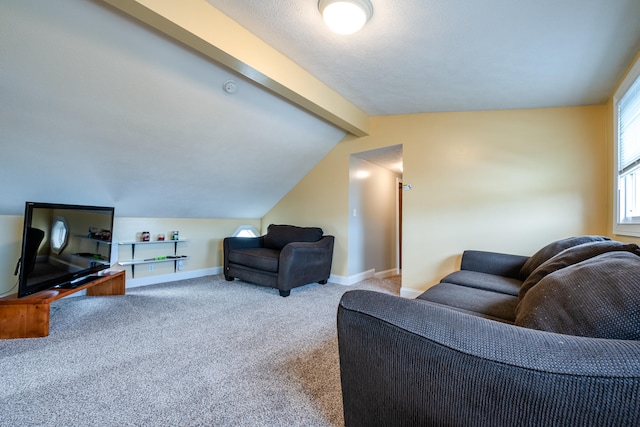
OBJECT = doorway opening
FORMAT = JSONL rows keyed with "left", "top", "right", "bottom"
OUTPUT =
{"left": 350, "top": 144, "right": 403, "bottom": 287}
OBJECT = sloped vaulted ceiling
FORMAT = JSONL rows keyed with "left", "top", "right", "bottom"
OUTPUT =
{"left": 2, "top": 0, "right": 640, "bottom": 218}
{"left": 0, "top": 0, "right": 347, "bottom": 218}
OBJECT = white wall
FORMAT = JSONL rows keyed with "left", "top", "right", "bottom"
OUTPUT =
{"left": 0, "top": 215, "right": 24, "bottom": 297}
{"left": 0, "top": 0, "right": 345, "bottom": 219}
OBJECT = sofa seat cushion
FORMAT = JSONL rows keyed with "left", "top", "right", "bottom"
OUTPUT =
{"left": 263, "top": 224, "right": 323, "bottom": 250}
{"left": 418, "top": 283, "right": 519, "bottom": 322}
{"left": 414, "top": 299, "right": 515, "bottom": 324}
{"left": 515, "top": 251, "right": 640, "bottom": 339}
{"left": 519, "top": 240, "right": 640, "bottom": 300}
{"left": 228, "top": 248, "right": 280, "bottom": 272}
{"left": 440, "top": 270, "right": 522, "bottom": 296}
{"left": 519, "top": 235, "right": 610, "bottom": 281}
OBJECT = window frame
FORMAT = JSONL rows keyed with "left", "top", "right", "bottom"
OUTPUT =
{"left": 613, "top": 55, "right": 640, "bottom": 237}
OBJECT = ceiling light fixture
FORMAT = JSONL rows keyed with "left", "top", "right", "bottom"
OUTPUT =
{"left": 318, "top": 0, "right": 373, "bottom": 35}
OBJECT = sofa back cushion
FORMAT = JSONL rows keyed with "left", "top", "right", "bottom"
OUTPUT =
{"left": 264, "top": 224, "right": 323, "bottom": 250}
{"left": 519, "top": 240, "right": 640, "bottom": 300}
{"left": 518, "top": 235, "right": 610, "bottom": 280}
{"left": 515, "top": 251, "right": 640, "bottom": 340}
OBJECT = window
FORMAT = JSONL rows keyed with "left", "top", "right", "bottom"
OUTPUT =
{"left": 232, "top": 225, "right": 259, "bottom": 238}
{"left": 614, "top": 56, "right": 640, "bottom": 236}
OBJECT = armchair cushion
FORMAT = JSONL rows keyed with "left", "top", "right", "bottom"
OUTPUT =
{"left": 227, "top": 248, "right": 280, "bottom": 273}
{"left": 263, "top": 224, "right": 323, "bottom": 250}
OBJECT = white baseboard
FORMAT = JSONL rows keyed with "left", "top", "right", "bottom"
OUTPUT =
{"left": 121, "top": 266, "right": 422, "bottom": 300}
{"left": 374, "top": 268, "right": 399, "bottom": 279}
{"left": 330, "top": 268, "right": 421, "bottom": 299}
{"left": 400, "top": 288, "right": 422, "bottom": 299}
{"left": 330, "top": 268, "right": 401, "bottom": 286}
{"left": 124, "top": 266, "right": 393, "bottom": 290}
{"left": 329, "top": 269, "right": 375, "bottom": 286}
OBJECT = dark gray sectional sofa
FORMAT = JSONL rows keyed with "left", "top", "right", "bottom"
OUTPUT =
{"left": 337, "top": 236, "right": 640, "bottom": 426}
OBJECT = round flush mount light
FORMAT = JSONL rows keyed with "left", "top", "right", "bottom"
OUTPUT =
{"left": 318, "top": 0, "right": 373, "bottom": 35}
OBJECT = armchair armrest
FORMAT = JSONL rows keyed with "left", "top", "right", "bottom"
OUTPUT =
{"left": 277, "top": 236, "right": 334, "bottom": 290}
{"left": 460, "top": 250, "right": 529, "bottom": 279}
{"left": 338, "top": 290, "right": 640, "bottom": 426}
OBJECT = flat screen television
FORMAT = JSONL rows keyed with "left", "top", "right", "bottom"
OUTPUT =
{"left": 15, "top": 202, "right": 115, "bottom": 298}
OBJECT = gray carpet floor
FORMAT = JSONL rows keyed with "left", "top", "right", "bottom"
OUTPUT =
{"left": 0, "top": 275, "right": 400, "bottom": 427}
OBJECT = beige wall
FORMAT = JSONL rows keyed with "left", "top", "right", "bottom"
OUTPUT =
{"left": 262, "top": 133, "right": 359, "bottom": 277}
{"left": 0, "top": 215, "right": 260, "bottom": 296}
{"left": 2, "top": 106, "right": 611, "bottom": 296}
{"left": 265, "top": 105, "right": 610, "bottom": 292}
{"left": 113, "top": 217, "right": 260, "bottom": 282}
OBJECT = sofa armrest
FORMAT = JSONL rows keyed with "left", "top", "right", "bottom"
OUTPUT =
{"left": 277, "top": 236, "right": 335, "bottom": 290}
{"left": 338, "top": 290, "right": 640, "bottom": 427}
{"left": 460, "top": 250, "right": 529, "bottom": 279}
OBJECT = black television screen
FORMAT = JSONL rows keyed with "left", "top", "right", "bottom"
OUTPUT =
{"left": 15, "top": 202, "right": 115, "bottom": 298}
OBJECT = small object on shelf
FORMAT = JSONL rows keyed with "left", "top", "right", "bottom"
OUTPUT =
{"left": 141, "top": 231, "right": 150, "bottom": 242}
{"left": 171, "top": 231, "right": 179, "bottom": 240}
{"left": 157, "top": 234, "right": 165, "bottom": 241}
{"left": 118, "top": 239, "right": 189, "bottom": 278}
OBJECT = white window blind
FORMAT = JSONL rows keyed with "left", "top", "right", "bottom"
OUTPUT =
{"left": 614, "top": 56, "right": 640, "bottom": 236}
{"left": 618, "top": 75, "right": 640, "bottom": 174}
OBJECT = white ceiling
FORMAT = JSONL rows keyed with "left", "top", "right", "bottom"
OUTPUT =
{"left": 353, "top": 145, "right": 403, "bottom": 174}
{"left": 1, "top": 0, "right": 640, "bottom": 219}
{"left": 207, "top": 0, "right": 640, "bottom": 115}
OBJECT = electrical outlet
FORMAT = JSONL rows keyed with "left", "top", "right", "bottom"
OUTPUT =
{"left": 177, "top": 260, "right": 184, "bottom": 271}
{"left": 148, "top": 264, "right": 154, "bottom": 272}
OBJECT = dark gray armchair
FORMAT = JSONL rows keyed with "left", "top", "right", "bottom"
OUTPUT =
{"left": 223, "top": 224, "right": 334, "bottom": 297}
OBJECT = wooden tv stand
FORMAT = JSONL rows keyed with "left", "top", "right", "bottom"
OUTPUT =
{"left": 0, "top": 270, "right": 125, "bottom": 339}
